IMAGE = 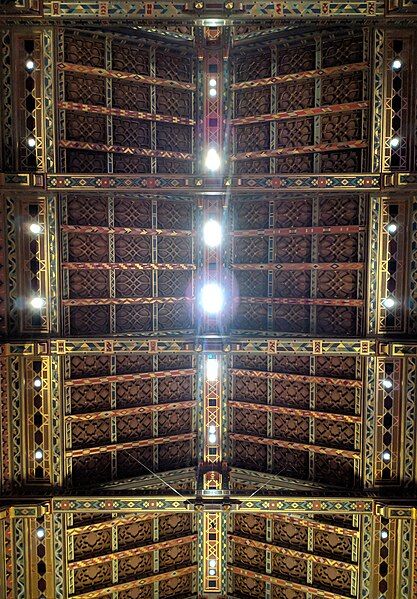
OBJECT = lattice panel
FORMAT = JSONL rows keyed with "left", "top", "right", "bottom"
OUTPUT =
{"left": 231, "top": 31, "right": 369, "bottom": 174}
{"left": 65, "top": 512, "right": 196, "bottom": 598}
{"left": 58, "top": 29, "right": 196, "bottom": 174}
{"left": 229, "top": 512, "right": 360, "bottom": 599}
{"left": 231, "top": 194, "right": 366, "bottom": 335}
{"left": 60, "top": 194, "right": 196, "bottom": 335}
{"left": 229, "top": 352, "right": 363, "bottom": 486}
{"left": 63, "top": 351, "right": 196, "bottom": 486}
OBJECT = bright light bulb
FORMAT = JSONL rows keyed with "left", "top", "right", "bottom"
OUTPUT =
{"left": 209, "top": 568, "right": 216, "bottom": 575}
{"left": 30, "top": 297, "right": 45, "bottom": 310}
{"left": 35, "top": 449, "right": 43, "bottom": 460}
{"left": 208, "top": 425, "right": 216, "bottom": 434}
{"left": 27, "top": 136, "right": 36, "bottom": 148}
{"left": 209, "top": 559, "right": 217, "bottom": 568}
{"left": 200, "top": 283, "right": 224, "bottom": 315}
{"left": 392, "top": 58, "right": 402, "bottom": 71}
{"left": 29, "top": 222, "right": 42, "bottom": 235}
{"left": 205, "top": 148, "right": 221, "bottom": 172}
{"left": 208, "top": 433, "right": 217, "bottom": 444}
{"left": 209, "top": 87, "right": 217, "bottom": 97}
{"left": 33, "top": 377, "right": 42, "bottom": 390}
{"left": 382, "top": 451, "right": 391, "bottom": 462}
{"left": 387, "top": 223, "right": 397, "bottom": 234}
{"left": 25, "top": 58, "right": 35, "bottom": 71}
{"left": 382, "top": 297, "right": 395, "bottom": 309}
{"left": 209, "top": 78, "right": 217, "bottom": 87}
{"left": 36, "top": 527, "right": 45, "bottom": 539}
{"left": 203, "top": 220, "right": 221, "bottom": 247}
{"left": 389, "top": 136, "right": 400, "bottom": 149}
{"left": 382, "top": 379, "right": 393, "bottom": 390}
{"left": 206, "top": 356, "right": 219, "bottom": 382}
{"left": 381, "top": 529, "right": 389, "bottom": 540}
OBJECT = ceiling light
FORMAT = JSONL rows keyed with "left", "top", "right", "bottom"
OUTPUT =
{"left": 35, "top": 449, "right": 43, "bottom": 460}
{"left": 381, "top": 529, "right": 389, "bottom": 540}
{"left": 203, "top": 220, "right": 221, "bottom": 247}
{"left": 205, "top": 148, "right": 221, "bottom": 172}
{"left": 30, "top": 297, "right": 45, "bottom": 310}
{"left": 209, "top": 559, "right": 217, "bottom": 568}
{"left": 387, "top": 223, "right": 397, "bottom": 234}
{"left": 29, "top": 222, "right": 42, "bottom": 235}
{"left": 208, "top": 425, "right": 216, "bottom": 434}
{"left": 25, "top": 58, "right": 35, "bottom": 71}
{"left": 389, "top": 136, "right": 400, "bottom": 149}
{"left": 209, "top": 568, "right": 216, "bottom": 575}
{"left": 382, "top": 297, "right": 395, "bottom": 309}
{"left": 206, "top": 356, "right": 219, "bottom": 382}
{"left": 209, "top": 88, "right": 217, "bottom": 97}
{"left": 382, "top": 379, "right": 393, "bottom": 390}
{"left": 202, "top": 19, "right": 226, "bottom": 26}
{"left": 33, "top": 377, "right": 42, "bottom": 390}
{"left": 36, "top": 527, "right": 45, "bottom": 539}
{"left": 27, "top": 136, "right": 36, "bottom": 148}
{"left": 209, "top": 78, "right": 217, "bottom": 87}
{"left": 392, "top": 58, "right": 402, "bottom": 71}
{"left": 382, "top": 451, "right": 391, "bottom": 462}
{"left": 200, "top": 283, "right": 224, "bottom": 315}
{"left": 208, "top": 433, "right": 217, "bottom": 444}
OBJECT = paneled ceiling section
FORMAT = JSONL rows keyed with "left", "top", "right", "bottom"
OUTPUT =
{"left": 58, "top": 28, "right": 196, "bottom": 175}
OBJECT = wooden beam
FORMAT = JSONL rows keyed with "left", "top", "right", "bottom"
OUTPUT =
{"left": 230, "top": 432, "right": 360, "bottom": 460}
{"left": 229, "top": 400, "right": 361, "bottom": 424}
{"left": 232, "top": 225, "right": 365, "bottom": 237}
{"left": 253, "top": 512, "right": 359, "bottom": 537}
{"left": 71, "top": 564, "right": 197, "bottom": 599}
{"left": 69, "top": 534, "right": 197, "bottom": 569}
{"left": 228, "top": 565, "right": 351, "bottom": 599}
{"left": 237, "top": 297, "right": 363, "bottom": 307}
{"left": 62, "top": 296, "right": 193, "bottom": 306}
{"left": 58, "top": 100, "right": 195, "bottom": 126}
{"left": 67, "top": 513, "right": 157, "bottom": 536}
{"left": 66, "top": 367, "right": 195, "bottom": 387}
{"left": 232, "top": 262, "right": 363, "bottom": 271}
{"left": 231, "top": 140, "right": 367, "bottom": 161}
{"left": 229, "top": 534, "right": 358, "bottom": 571}
{"left": 230, "top": 100, "right": 369, "bottom": 126}
{"left": 59, "top": 139, "right": 194, "bottom": 160}
{"left": 58, "top": 62, "right": 196, "bottom": 91}
{"left": 230, "top": 62, "right": 368, "bottom": 90}
{"left": 67, "top": 432, "right": 196, "bottom": 457}
{"left": 229, "top": 368, "right": 362, "bottom": 388}
{"left": 61, "top": 225, "right": 194, "bottom": 237}
{"left": 66, "top": 400, "right": 195, "bottom": 422}
{"left": 62, "top": 262, "right": 195, "bottom": 271}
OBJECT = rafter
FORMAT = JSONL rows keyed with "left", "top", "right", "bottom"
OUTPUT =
{"left": 66, "top": 432, "right": 196, "bottom": 457}
{"left": 65, "top": 367, "right": 195, "bottom": 387}
{"left": 229, "top": 400, "right": 361, "bottom": 423}
{"left": 230, "top": 368, "right": 362, "bottom": 388}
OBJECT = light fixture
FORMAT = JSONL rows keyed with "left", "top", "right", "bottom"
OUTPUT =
{"left": 208, "top": 433, "right": 217, "bottom": 444}
{"left": 209, "top": 568, "right": 216, "bottom": 575}
{"left": 382, "top": 297, "right": 395, "bottom": 309}
{"left": 33, "top": 377, "right": 42, "bottom": 390}
{"left": 382, "top": 450, "right": 391, "bottom": 462}
{"left": 200, "top": 283, "right": 224, "bottom": 315}
{"left": 203, "top": 219, "right": 222, "bottom": 248}
{"left": 387, "top": 223, "right": 397, "bottom": 234}
{"left": 206, "top": 356, "right": 219, "bottom": 382}
{"left": 209, "top": 87, "right": 217, "bottom": 97}
{"left": 208, "top": 425, "right": 216, "bottom": 434}
{"left": 205, "top": 148, "right": 221, "bottom": 172}
{"left": 27, "top": 136, "right": 36, "bottom": 148}
{"left": 209, "top": 78, "right": 217, "bottom": 87}
{"left": 30, "top": 297, "right": 45, "bottom": 310}
{"left": 381, "top": 529, "right": 389, "bottom": 540}
{"left": 36, "top": 527, "right": 45, "bottom": 539}
{"left": 35, "top": 449, "right": 43, "bottom": 460}
{"left": 25, "top": 58, "right": 35, "bottom": 72}
{"left": 389, "top": 136, "right": 400, "bottom": 149}
{"left": 209, "top": 559, "right": 217, "bottom": 568}
{"left": 382, "top": 379, "right": 393, "bottom": 390}
{"left": 392, "top": 58, "right": 402, "bottom": 71}
{"left": 29, "top": 222, "right": 42, "bottom": 235}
